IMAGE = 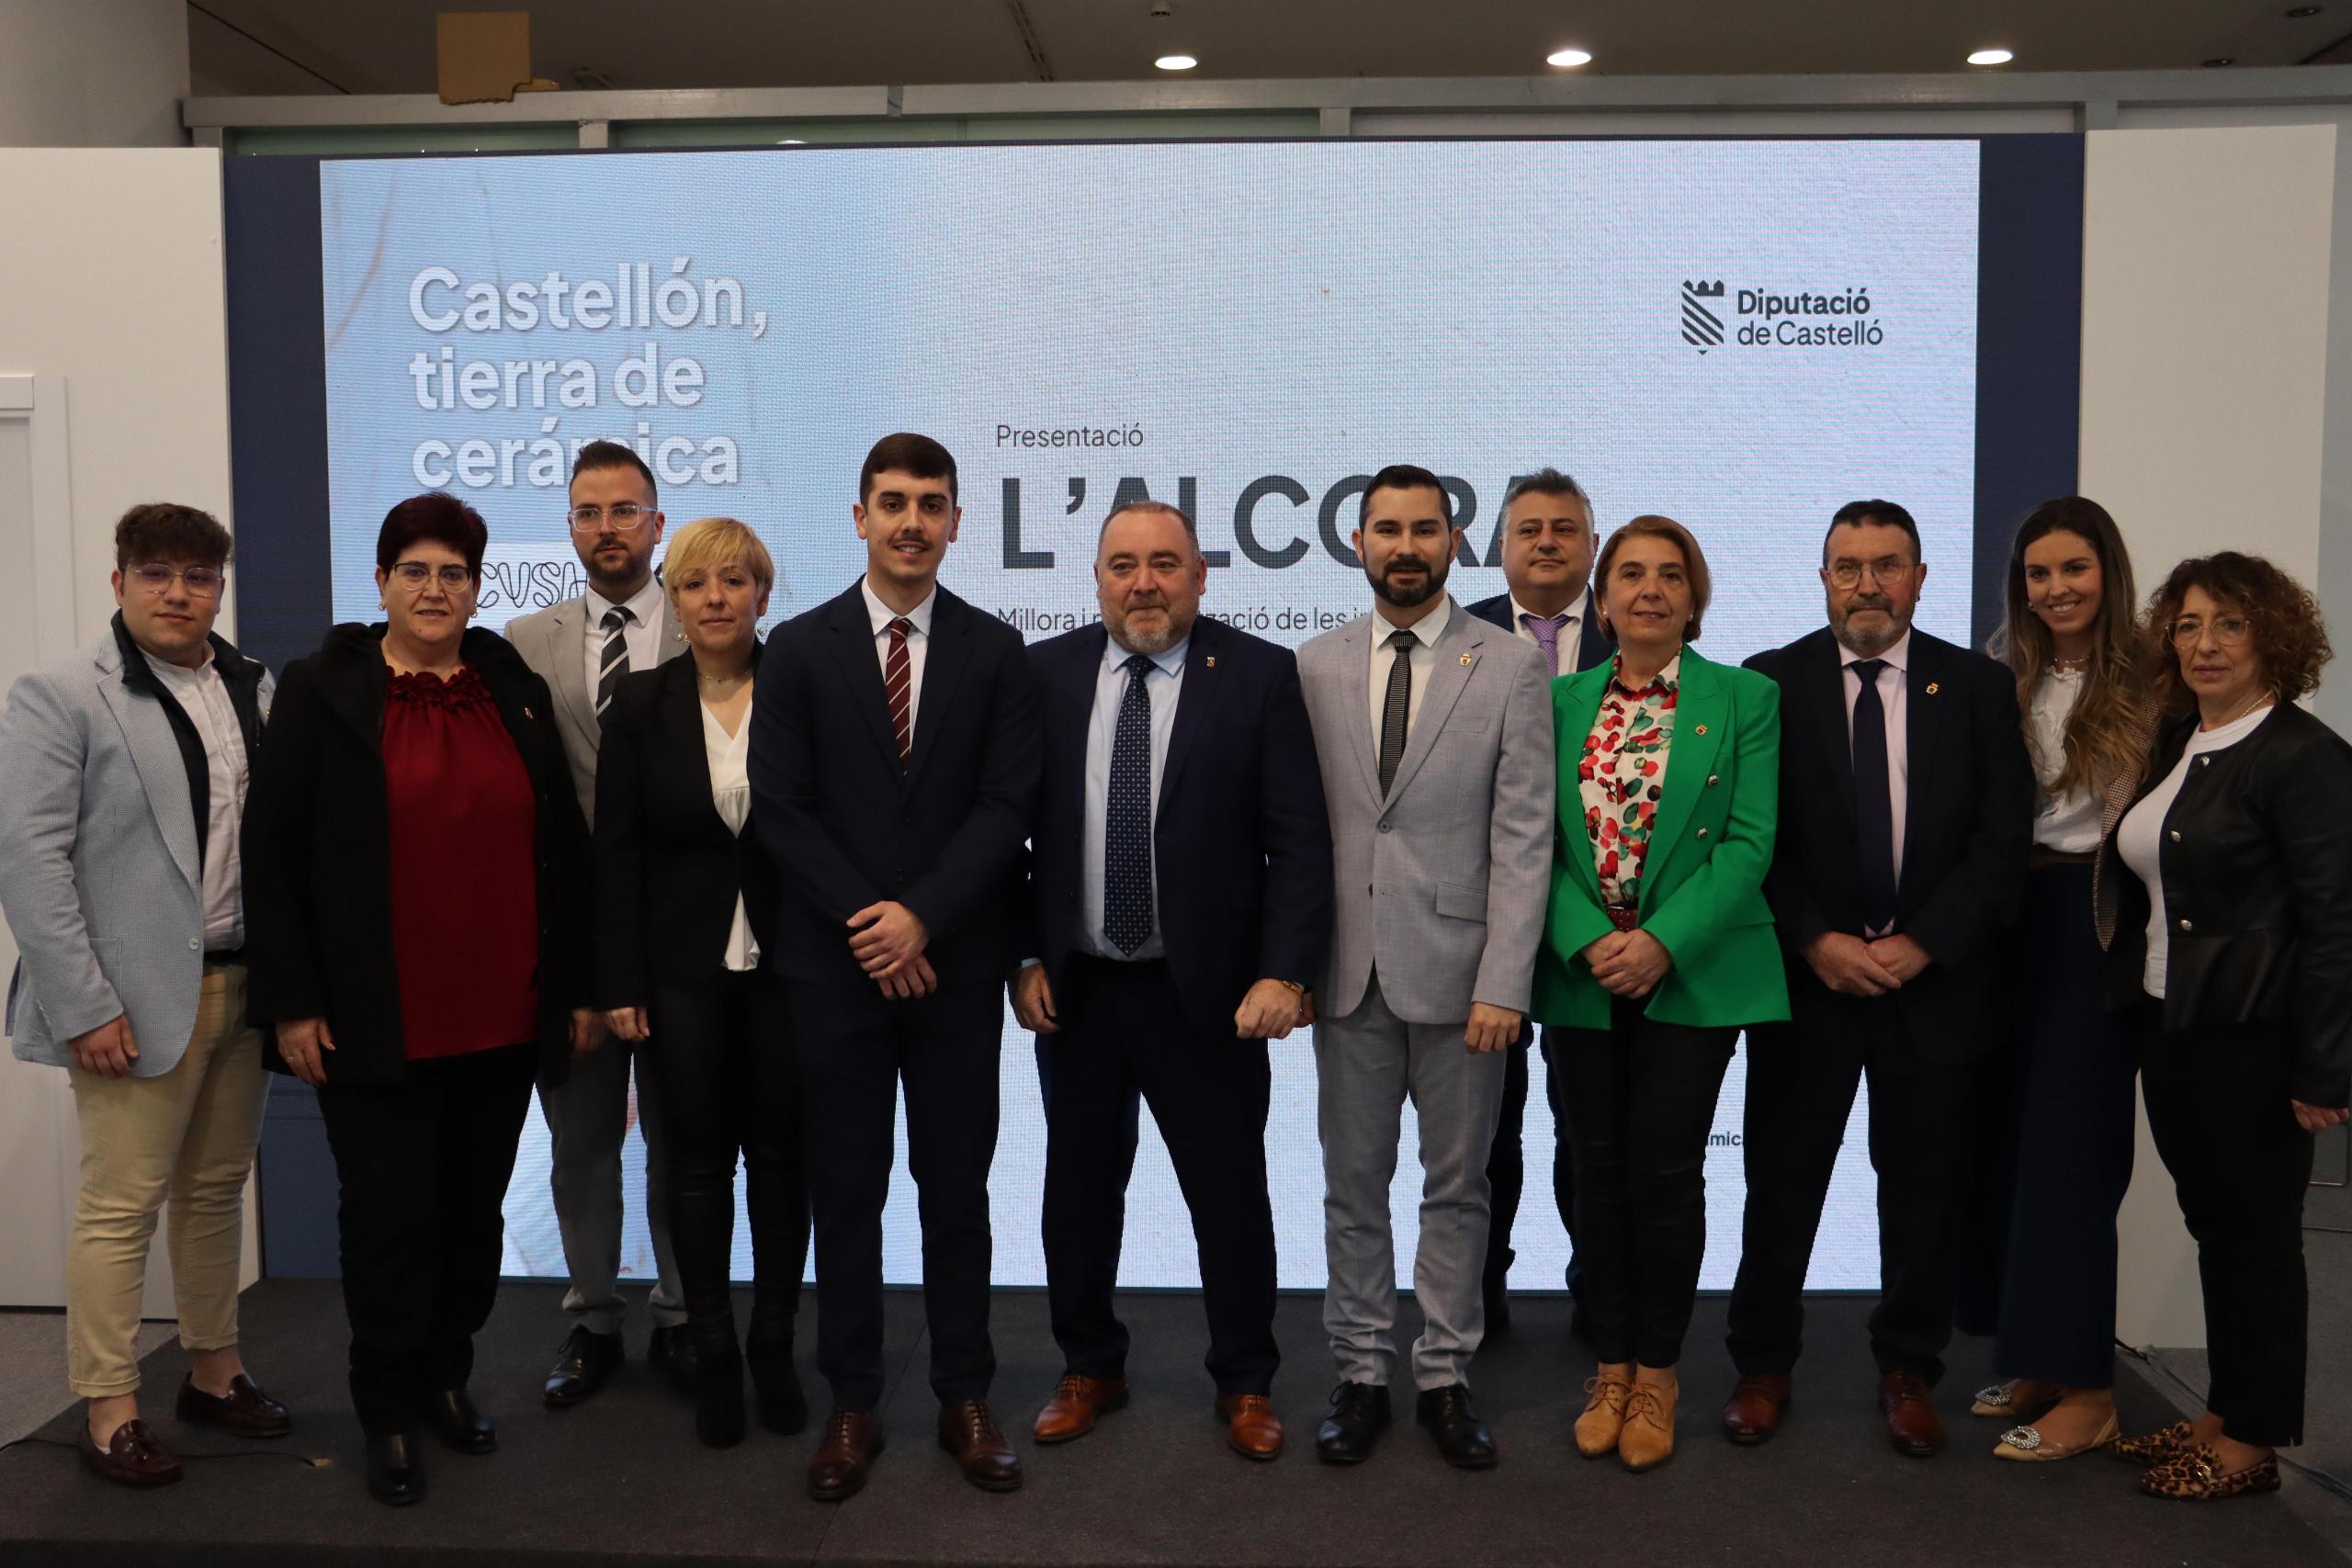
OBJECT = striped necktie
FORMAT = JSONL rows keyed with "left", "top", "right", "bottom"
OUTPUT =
{"left": 886, "top": 616, "right": 914, "bottom": 765}
{"left": 595, "top": 606, "right": 631, "bottom": 715}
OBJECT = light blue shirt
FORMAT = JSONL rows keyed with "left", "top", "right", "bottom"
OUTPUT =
{"left": 1080, "top": 631, "right": 1189, "bottom": 960}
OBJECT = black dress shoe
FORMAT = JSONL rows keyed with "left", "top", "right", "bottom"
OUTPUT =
{"left": 544, "top": 1325, "right": 622, "bottom": 1407}
{"left": 366, "top": 1428, "right": 426, "bottom": 1506}
{"left": 648, "top": 1324, "right": 700, "bottom": 1393}
{"left": 175, "top": 1372, "right": 292, "bottom": 1438}
{"left": 1416, "top": 1384, "right": 1498, "bottom": 1470}
{"left": 424, "top": 1388, "right": 496, "bottom": 1454}
{"left": 694, "top": 1336, "right": 746, "bottom": 1450}
{"left": 1316, "top": 1382, "right": 1392, "bottom": 1465}
{"left": 748, "top": 1332, "right": 808, "bottom": 1436}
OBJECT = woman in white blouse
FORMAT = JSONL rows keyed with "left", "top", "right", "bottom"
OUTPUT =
{"left": 594, "top": 517, "right": 806, "bottom": 1449}
{"left": 1973, "top": 498, "right": 2157, "bottom": 1463}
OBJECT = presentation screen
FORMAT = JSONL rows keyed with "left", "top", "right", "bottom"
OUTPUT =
{"left": 301, "top": 136, "right": 2047, "bottom": 1292}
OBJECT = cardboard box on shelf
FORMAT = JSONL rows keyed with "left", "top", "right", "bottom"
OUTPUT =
{"left": 436, "top": 12, "right": 561, "bottom": 105}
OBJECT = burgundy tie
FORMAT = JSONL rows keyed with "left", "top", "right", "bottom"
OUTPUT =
{"left": 885, "top": 617, "right": 913, "bottom": 766}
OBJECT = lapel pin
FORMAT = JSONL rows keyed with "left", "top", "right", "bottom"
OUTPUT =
{"left": 1694, "top": 723, "right": 1708, "bottom": 736}
{"left": 1926, "top": 682, "right": 1940, "bottom": 695}
{"left": 1460, "top": 652, "right": 1475, "bottom": 667}
{"left": 524, "top": 706, "right": 535, "bottom": 718}
{"left": 1205, "top": 656, "right": 1216, "bottom": 669}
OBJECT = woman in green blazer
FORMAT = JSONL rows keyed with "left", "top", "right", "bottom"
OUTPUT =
{"left": 1530, "top": 514, "right": 1789, "bottom": 1472}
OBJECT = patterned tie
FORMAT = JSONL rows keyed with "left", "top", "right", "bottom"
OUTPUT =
{"left": 1377, "top": 628, "right": 1416, "bottom": 797}
{"left": 1102, "top": 653, "right": 1156, "bottom": 955}
{"left": 885, "top": 616, "right": 913, "bottom": 766}
{"left": 1849, "top": 658, "right": 1898, "bottom": 931}
{"left": 1521, "top": 610, "right": 1571, "bottom": 677}
{"left": 595, "top": 606, "right": 631, "bottom": 716}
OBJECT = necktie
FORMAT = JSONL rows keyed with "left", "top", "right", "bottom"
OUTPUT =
{"left": 595, "top": 606, "right": 631, "bottom": 716}
{"left": 1521, "top": 610, "right": 1571, "bottom": 677}
{"left": 1102, "top": 653, "right": 1156, "bottom": 955}
{"left": 1849, "top": 658, "right": 1897, "bottom": 931}
{"left": 885, "top": 617, "right": 913, "bottom": 766}
{"left": 1377, "top": 628, "right": 1417, "bottom": 797}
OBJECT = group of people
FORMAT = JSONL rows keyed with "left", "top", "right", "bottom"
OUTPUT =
{"left": 2, "top": 434, "right": 2346, "bottom": 1516}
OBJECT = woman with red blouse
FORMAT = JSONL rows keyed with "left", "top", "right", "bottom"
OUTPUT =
{"left": 243, "top": 492, "right": 595, "bottom": 1507}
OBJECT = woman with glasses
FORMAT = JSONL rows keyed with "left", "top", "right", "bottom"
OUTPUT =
{"left": 243, "top": 491, "right": 595, "bottom": 1506}
{"left": 2106, "top": 552, "right": 2352, "bottom": 1501}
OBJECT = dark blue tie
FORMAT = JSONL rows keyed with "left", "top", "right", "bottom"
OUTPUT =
{"left": 1849, "top": 659, "right": 1897, "bottom": 931}
{"left": 1103, "top": 653, "right": 1156, "bottom": 955}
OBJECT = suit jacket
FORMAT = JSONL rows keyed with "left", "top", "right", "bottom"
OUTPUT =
{"left": 2103, "top": 702, "right": 2352, "bottom": 1106}
{"left": 0, "top": 624, "right": 273, "bottom": 1076}
{"left": 505, "top": 592, "right": 687, "bottom": 827}
{"left": 241, "top": 624, "right": 592, "bottom": 1087}
{"left": 593, "top": 641, "right": 781, "bottom": 1006}
{"left": 1464, "top": 588, "right": 1614, "bottom": 675}
{"left": 1296, "top": 598, "right": 1555, "bottom": 1023}
{"left": 1531, "top": 647, "right": 1790, "bottom": 1031}
{"left": 747, "top": 581, "right": 1041, "bottom": 991}
{"left": 1023, "top": 615, "right": 1334, "bottom": 1044}
{"left": 1744, "top": 625, "right": 2034, "bottom": 1062}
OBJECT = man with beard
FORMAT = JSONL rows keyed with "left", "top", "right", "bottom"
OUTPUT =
{"left": 505, "top": 440, "right": 695, "bottom": 1404}
{"left": 1012, "top": 499, "right": 1332, "bottom": 1461}
{"left": 1721, "top": 500, "right": 2032, "bottom": 1457}
{"left": 1295, "top": 465, "right": 1553, "bottom": 1470}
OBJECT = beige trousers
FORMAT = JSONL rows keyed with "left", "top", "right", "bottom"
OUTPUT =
{"left": 65, "top": 963, "right": 268, "bottom": 1396}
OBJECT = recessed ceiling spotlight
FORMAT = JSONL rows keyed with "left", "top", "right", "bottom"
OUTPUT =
{"left": 777, "top": 139, "right": 807, "bottom": 145}
{"left": 1546, "top": 47, "right": 1594, "bottom": 68}
{"left": 2288, "top": 6, "right": 2324, "bottom": 17}
{"left": 2204, "top": 55, "right": 2237, "bottom": 65}
{"left": 1967, "top": 48, "right": 2014, "bottom": 66}
{"left": 1155, "top": 53, "right": 1197, "bottom": 71}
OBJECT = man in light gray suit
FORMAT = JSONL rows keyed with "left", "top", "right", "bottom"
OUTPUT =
{"left": 1295, "top": 464, "right": 1554, "bottom": 1472}
{"left": 505, "top": 441, "right": 693, "bottom": 1404}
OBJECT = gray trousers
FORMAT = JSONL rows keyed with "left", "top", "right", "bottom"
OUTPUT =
{"left": 540, "top": 1033, "right": 685, "bottom": 1335}
{"left": 1314, "top": 975, "right": 1508, "bottom": 1393}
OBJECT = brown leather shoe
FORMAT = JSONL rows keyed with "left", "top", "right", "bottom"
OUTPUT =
{"left": 1721, "top": 1373, "right": 1791, "bottom": 1445}
{"left": 76, "top": 1417, "right": 183, "bottom": 1488}
{"left": 1216, "top": 1393, "right": 1283, "bottom": 1461}
{"left": 176, "top": 1372, "right": 292, "bottom": 1438}
{"left": 937, "top": 1399, "right": 1023, "bottom": 1492}
{"left": 1033, "top": 1372, "right": 1128, "bottom": 1443}
{"left": 807, "top": 1407, "right": 884, "bottom": 1502}
{"left": 1879, "top": 1371, "right": 1945, "bottom": 1457}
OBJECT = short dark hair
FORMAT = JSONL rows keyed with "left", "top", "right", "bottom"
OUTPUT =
{"left": 571, "top": 439, "right": 657, "bottom": 502}
{"left": 1501, "top": 468, "right": 1592, "bottom": 515}
{"left": 377, "top": 491, "right": 489, "bottom": 579}
{"left": 1358, "top": 463, "right": 1452, "bottom": 525}
{"left": 1825, "top": 499, "right": 1921, "bottom": 565}
{"left": 115, "top": 502, "right": 232, "bottom": 572}
{"left": 2146, "top": 550, "right": 2333, "bottom": 706}
{"left": 861, "top": 433, "right": 958, "bottom": 504}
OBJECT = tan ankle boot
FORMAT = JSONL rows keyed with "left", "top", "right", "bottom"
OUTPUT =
{"left": 1575, "top": 1371, "right": 1633, "bottom": 1459}
{"left": 1620, "top": 1379, "right": 1679, "bottom": 1472}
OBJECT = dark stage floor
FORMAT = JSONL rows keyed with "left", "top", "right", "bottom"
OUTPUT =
{"left": 0, "top": 1279, "right": 2340, "bottom": 1567}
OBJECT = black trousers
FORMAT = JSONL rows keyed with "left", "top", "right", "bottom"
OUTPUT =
{"left": 1551, "top": 998, "right": 1735, "bottom": 1368}
{"left": 1726, "top": 997, "right": 1974, "bottom": 1382}
{"left": 1482, "top": 1024, "right": 1581, "bottom": 1299}
{"left": 794, "top": 979, "right": 1001, "bottom": 1413}
{"left": 315, "top": 1043, "right": 538, "bottom": 1435}
{"left": 2142, "top": 1011, "right": 2316, "bottom": 1447}
{"left": 646, "top": 968, "right": 809, "bottom": 1346}
{"left": 1035, "top": 955, "right": 1279, "bottom": 1395}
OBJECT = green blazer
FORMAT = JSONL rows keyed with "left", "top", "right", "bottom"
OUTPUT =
{"left": 1530, "top": 646, "right": 1791, "bottom": 1031}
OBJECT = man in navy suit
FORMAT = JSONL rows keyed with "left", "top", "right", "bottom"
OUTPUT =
{"left": 1460, "top": 468, "right": 1613, "bottom": 1337}
{"left": 1012, "top": 500, "right": 1333, "bottom": 1461}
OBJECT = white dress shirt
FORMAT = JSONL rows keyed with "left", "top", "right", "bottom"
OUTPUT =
{"left": 2026, "top": 670, "right": 2103, "bottom": 854}
{"left": 860, "top": 575, "right": 936, "bottom": 743}
{"left": 1508, "top": 586, "right": 1592, "bottom": 666}
{"left": 140, "top": 647, "right": 249, "bottom": 950}
{"left": 1839, "top": 628, "right": 1911, "bottom": 936}
{"left": 702, "top": 700, "right": 760, "bottom": 972}
{"left": 1366, "top": 592, "right": 1453, "bottom": 745}
{"left": 2117, "top": 703, "right": 2274, "bottom": 999}
{"left": 1080, "top": 634, "right": 1189, "bottom": 960}
{"left": 582, "top": 574, "right": 667, "bottom": 703}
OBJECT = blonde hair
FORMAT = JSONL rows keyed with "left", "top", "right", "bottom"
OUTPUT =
{"left": 662, "top": 516, "right": 773, "bottom": 599}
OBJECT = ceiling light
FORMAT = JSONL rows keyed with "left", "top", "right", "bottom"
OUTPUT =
{"left": 1154, "top": 53, "right": 1197, "bottom": 71}
{"left": 1546, "top": 47, "right": 1593, "bottom": 68}
{"left": 777, "top": 138, "right": 806, "bottom": 145}
{"left": 2289, "top": 6, "right": 2324, "bottom": 17}
{"left": 2204, "top": 55, "right": 2237, "bottom": 65}
{"left": 1966, "top": 48, "right": 2014, "bottom": 66}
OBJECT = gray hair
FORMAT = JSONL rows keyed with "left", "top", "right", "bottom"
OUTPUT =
{"left": 1501, "top": 467, "right": 1593, "bottom": 516}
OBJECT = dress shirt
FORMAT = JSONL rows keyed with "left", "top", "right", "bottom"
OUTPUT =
{"left": 1579, "top": 653, "right": 1679, "bottom": 908}
{"left": 860, "top": 575, "right": 936, "bottom": 743}
{"left": 1840, "top": 628, "right": 1911, "bottom": 935}
{"left": 703, "top": 700, "right": 759, "bottom": 971}
{"left": 2117, "top": 703, "right": 2275, "bottom": 999}
{"left": 2026, "top": 670, "right": 2102, "bottom": 854}
{"left": 1365, "top": 592, "right": 1453, "bottom": 744}
{"left": 582, "top": 574, "right": 667, "bottom": 704}
{"left": 1509, "top": 587, "right": 1592, "bottom": 659}
{"left": 1080, "top": 633, "right": 1189, "bottom": 960}
{"left": 141, "top": 647, "right": 249, "bottom": 950}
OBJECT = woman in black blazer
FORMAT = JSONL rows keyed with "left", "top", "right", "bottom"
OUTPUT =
{"left": 242, "top": 492, "right": 594, "bottom": 1506}
{"left": 2107, "top": 551, "right": 2352, "bottom": 1502}
{"left": 595, "top": 517, "right": 807, "bottom": 1449}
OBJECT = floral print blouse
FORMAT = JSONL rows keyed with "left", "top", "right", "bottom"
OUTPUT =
{"left": 1578, "top": 654, "right": 1680, "bottom": 909}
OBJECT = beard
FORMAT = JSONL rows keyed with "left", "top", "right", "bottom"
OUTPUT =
{"left": 1832, "top": 593, "right": 1910, "bottom": 656}
{"left": 1368, "top": 551, "right": 1450, "bottom": 610}
{"left": 1108, "top": 600, "right": 1191, "bottom": 655}
{"left": 584, "top": 539, "right": 648, "bottom": 592}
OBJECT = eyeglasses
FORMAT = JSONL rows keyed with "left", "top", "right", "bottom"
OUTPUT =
{"left": 567, "top": 502, "right": 655, "bottom": 532}
{"left": 1825, "top": 556, "right": 1915, "bottom": 591}
{"left": 127, "top": 563, "right": 224, "bottom": 599}
{"left": 387, "top": 561, "right": 474, "bottom": 591}
{"left": 2169, "top": 613, "right": 2256, "bottom": 649}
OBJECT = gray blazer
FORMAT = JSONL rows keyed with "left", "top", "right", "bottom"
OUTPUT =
{"left": 0, "top": 631, "right": 275, "bottom": 1076}
{"left": 1297, "top": 600, "right": 1555, "bottom": 1023}
{"left": 504, "top": 592, "right": 686, "bottom": 826}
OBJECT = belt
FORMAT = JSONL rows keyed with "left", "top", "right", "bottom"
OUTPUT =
{"left": 2027, "top": 848, "right": 2098, "bottom": 870}
{"left": 1604, "top": 907, "right": 1638, "bottom": 932}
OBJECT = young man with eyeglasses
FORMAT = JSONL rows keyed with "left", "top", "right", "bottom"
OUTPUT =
{"left": 0, "top": 503, "right": 282, "bottom": 1487}
{"left": 504, "top": 441, "right": 695, "bottom": 1405}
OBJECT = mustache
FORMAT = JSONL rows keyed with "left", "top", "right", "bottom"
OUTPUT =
{"left": 1845, "top": 593, "right": 1894, "bottom": 613}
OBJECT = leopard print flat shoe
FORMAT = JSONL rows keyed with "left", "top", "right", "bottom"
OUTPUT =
{"left": 2113, "top": 1420, "right": 2197, "bottom": 1468}
{"left": 2137, "top": 1444, "right": 2280, "bottom": 1501}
